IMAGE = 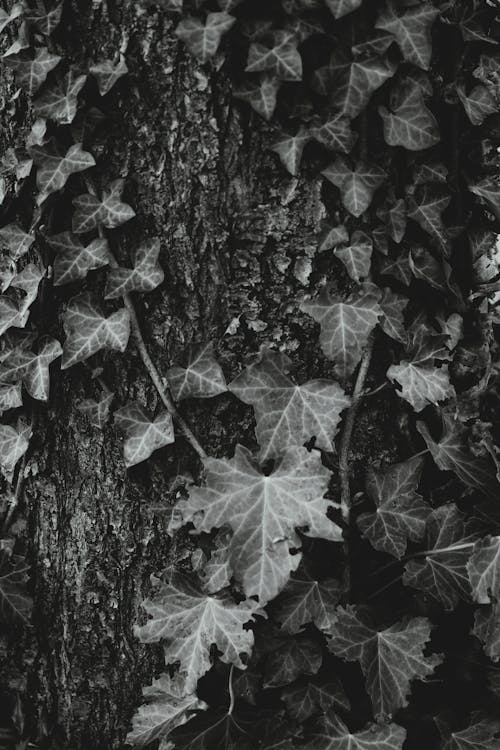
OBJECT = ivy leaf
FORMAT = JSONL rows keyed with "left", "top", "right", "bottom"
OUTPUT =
{"left": 440, "top": 716, "right": 500, "bottom": 750}
{"left": 378, "top": 288, "right": 408, "bottom": 343}
{"left": 25, "top": 2, "right": 63, "bottom": 36}
{"left": 324, "top": 0, "right": 362, "bottom": 19}
{"left": 403, "top": 505, "right": 480, "bottom": 610}
{"left": 301, "top": 283, "right": 382, "bottom": 380}
{"left": 126, "top": 673, "right": 207, "bottom": 748}
{"left": 457, "top": 84, "right": 497, "bottom": 126}
{"left": 229, "top": 348, "right": 350, "bottom": 459}
{"left": 328, "top": 606, "right": 442, "bottom": 721}
{"left": 176, "top": 12, "right": 236, "bottom": 62}
{"left": 379, "top": 251, "right": 412, "bottom": 286}
{"left": 407, "top": 186, "right": 451, "bottom": 250}
{"left": 246, "top": 31, "right": 302, "bottom": 80}
{"left": 318, "top": 223, "right": 349, "bottom": 252}
{"left": 263, "top": 637, "right": 322, "bottom": 688}
{"left": 357, "top": 456, "right": 428, "bottom": 559}
{"left": 352, "top": 31, "right": 395, "bottom": 58}
{"left": 89, "top": 56, "right": 128, "bottom": 95}
{"left": 0, "top": 560, "right": 33, "bottom": 625}
{"left": 134, "top": 571, "right": 263, "bottom": 690}
{"left": 305, "top": 713, "right": 406, "bottom": 750}
{"left": 409, "top": 246, "right": 446, "bottom": 289}
{"left": 167, "top": 342, "right": 227, "bottom": 401}
{"left": 0, "top": 297, "right": 22, "bottom": 336}
{"left": 379, "top": 86, "right": 440, "bottom": 151}
{"left": 0, "top": 336, "right": 62, "bottom": 401}
{"left": 0, "top": 3, "right": 23, "bottom": 34}
{"left": 11, "top": 264, "right": 44, "bottom": 324}
{"left": 0, "top": 224, "right": 35, "bottom": 261}
{"left": 310, "top": 115, "right": 357, "bottom": 154}
{"left": 105, "top": 239, "right": 164, "bottom": 299}
{"left": 467, "top": 536, "right": 500, "bottom": 605}
{"left": 376, "top": 1, "right": 439, "bottom": 70}
{"left": 272, "top": 569, "right": 341, "bottom": 633}
{"left": 473, "top": 604, "right": 500, "bottom": 662}
{"left": 72, "top": 179, "right": 136, "bottom": 233}
{"left": 378, "top": 195, "right": 407, "bottom": 243}
{"left": 33, "top": 70, "right": 87, "bottom": 124}
{"left": 3, "top": 45, "right": 61, "bottom": 95}
{"left": 30, "top": 141, "right": 95, "bottom": 203}
{"left": 270, "top": 128, "right": 310, "bottom": 176}
{"left": 46, "top": 232, "right": 110, "bottom": 286}
{"left": 322, "top": 158, "right": 386, "bottom": 217}
{"left": 198, "top": 528, "right": 232, "bottom": 594}
{"left": 78, "top": 392, "right": 114, "bottom": 430}
{"left": 0, "top": 383, "right": 22, "bottom": 415}
{"left": 61, "top": 292, "right": 131, "bottom": 369}
{"left": 333, "top": 230, "right": 372, "bottom": 282}
{"left": 416, "top": 416, "right": 499, "bottom": 501}
{"left": 234, "top": 75, "right": 280, "bottom": 121}
{"left": 114, "top": 402, "right": 174, "bottom": 467}
{"left": 178, "top": 445, "right": 342, "bottom": 604}
{"left": 282, "top": 675, "right": 350, "bottom": 722}
{"left": 0, "top": 419, "right": 31, "bottom": 482}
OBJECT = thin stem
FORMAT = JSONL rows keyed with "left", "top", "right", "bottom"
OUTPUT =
{"left": 228, "top": 665, "right": 235, "bottom": 715}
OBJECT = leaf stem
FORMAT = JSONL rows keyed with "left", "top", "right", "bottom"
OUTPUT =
{"left": 228, "top": 665, "right": 235, "bottom": 715}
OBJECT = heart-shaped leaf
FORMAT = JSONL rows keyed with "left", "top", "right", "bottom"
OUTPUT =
{"left": 324, "top": 0, "right": 362, "bottom": 20}
{"left": 33, "top": 70, "right": 87, "bottom": 124}
{"left": 246, "top": 30, "right": 302, "bottom": 80}
{"left": 234, "top": 75, "right": 280, "bottom": 120}
{"left": 47, "top": 232, "right": 110, "bottom": 285}
{"left": 407, "top": 185, "right": 451, "bottom": 250}
{"left": 310, "top": 115, "right": 357, "bottom": 154}
{"left": 0, "top": 419, "right": 31, "bottom": 482}
{"left": 0, "top": 224, "right": 35, "bottom": 261}
{"left": 270, "top": 127, "right": 310, "bottom": 175}
{"left": 78, "top": 392, "right": 114, "bottom": 430}
{"left": 333, "top": 230, "right": 372, "bottom": 282}
{"left": 3, "top": 45, "right": 61, "bottom": 95}
{"left": 167, "top": 342, "right": 227, "bottom": 401}
{"left": 105, "top": 239, "right": 164, "bottom": 299}
{"left": 457, "top": 83, "right": 497, "bottom": 126}
{"left": 114, "top": 402, "right": 174, "bottom": 466}
{"left": 322, "top": 157, "right": 386, "bottom": 217}
{"left": 0, "top": 336, "right": 62, "bottom": 401}
{"left": 376, "top": 1, "right": 439, "bottom": 70}
{"left": 72, "top": 178, "right": 136, "bottom": 233}
{"left": 30, "top": 140, "right": 95, "bottom": 203}
{"left": 89, "top": 56, "right": 128, "bottom": 95}
{"left": 25, "top": 2, "right": 63, "bottom": 35}
{"left": 176, "top": 12, "right": 236, "bottom": 62}
{"left": 379, "top": 86, "right": 440, "bottom": 151}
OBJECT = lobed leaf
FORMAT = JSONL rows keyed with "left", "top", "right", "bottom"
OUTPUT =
{"left": 0, "top": 383, "right": 23, "bottom": 415}
{"left": 324, "top": 0, "right": 362, "bottom": 20}
{"left": 176, "top": 12, "right": 235, "bottom": 62}
{"left": 322, "top": 157, "right": 386, "bottom": 217}
{"left": 333, "top": 230, "right": 372, "bottom": 282}
{"left": 105, "top": 239, "right": 164, "bottom": 299}
{"left": 270, "top": 127, "right": 310, "bottom": 176}
{"left": 468, "top": 536, "right": 500, "bottom": 605}
{"left": 33, "top": 70, "right": 87, "bottom": 124}
{"left": 246, "top": 31, "right": 302, "bottom": 80}
{"left": 0, "top": 224, "right": 35, "bottom": 261}
{"left": 379, "top": 86, "right": 440, "bottom": 151}
{"left": 30, "top": 140, "right": 95, "bottom": 203}
{"left": 282, "top": 675, "right": 350, "bottom": 722}
{"left": 3, "top": 45, "right": 61, "bottom": 96}
{"left": 0, "top": 336, "right": 62, "bottom": 401}
{"left": 473, "top": 604, "right": 500, "bottom": 662}
{"left": 90, "top": 56, "right": 128, "bottom": 95}
{"left": 167, "top": 342, "right": 227, "bottom": 401}
{"left": 72, "top": 179, "right": 136, "bottom": 233}
{"left": 263, "top": 637, "right": 322, "bottom": 688}
{"left": 376, "top": 1, "right": 439, "bottom": 70}
{"left": 0, "top": 419, "right": 31, "bottom": 482}
{"left": 305, "top": 712, "right": 406, "bottom": 750}
{"left": 0, "top": 560, "right": 33, "bottom": 625}
{"left": 78, "top": 392, "right": 114, "bottom": 430}
{"left": 114, "top": 402, "right": 174, "bottom": 466}
{"left": 47, "top": 232, "right": 110, "bottom": 286}
{"left": 273, "top": 569, "right": 341, "bottom": 633}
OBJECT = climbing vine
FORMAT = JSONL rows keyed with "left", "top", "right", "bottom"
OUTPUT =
{"left": 0, "top": 0, "right": 500, "bottom": 749}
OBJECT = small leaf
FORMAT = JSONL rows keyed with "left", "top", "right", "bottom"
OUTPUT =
{"left": 270, "top": 127, "right": 310, "bottom": 176}
{"left": 473, "top": 604, "right": 500, "bottom": 662}
{"left": 0, "top": 336, "right": 62, "bottom": 401}
{"left": 416, "top": 416, "right": 499, "bottom": 501}
{"left": 246, "top": 31, "right": 302, "bottom": 81}
{"left": 229, "top": 348, "right": 350, "bottom": 458}
{"left": 328, "top": 606, "right": 442, "bottom": 721}
{"left": 310, "top": 115, "right": 357, "bottom": 154}
{"left": 378, "top": 195, "right": 407, "bottom": 243}
{"left": 282, "top": 675, "right": 350, "bottom": 722}
{"left": 0, "top": 419, "right": 31, "bottom": 482}
{"left": 301, "top": 283, "right": 381, "bottom": 380}
{"left": 0, "top": 3, "right": 23, "bottom": 34}
{"left": 234, "top": 75, "right": 280, "bottom": 121}
{"left": 178, "top": 445, "right": 342, "bottom": 604}
{"left": 264, "top": 637, "right": 322, "bottom": 688}
{"left": 376, "top": 1, "right": 439, "bottom": 70}
{"left": 114, "top": 402, "right": 174, "bottom": 466}
{"left": 25, "top": 2, "right": 63, "bottom": 35}
{"left": 30, "top": 140, "right": 95, "bottom": 203}
{"left": 0, "top": 560, "right": 32, "bottom": 625}
{"left": 176, "top": 12, "right": 235, "bottom": 62}
{"left": 3, "top": 45, "right": 61, "bottom": 95}
{"left": 78, "top": 392, "right": 114, "bottom": 429}
{"left": 378, "top": 287, "right": 408, "bottom": 343}
{"left": 305, "top": 712, "right": 406, "bottom": 750}
{"left": 167, "top": 342, "right": 227, "bottom": 401}
{"left": 379, "top": 86, "right": 440, "bottom": 151}
{"left": 90, "top": 56, "right": 128, "bottom": 95}
{"left": 273, "top": 569, "right": 341, "bottom": 633}
{"left": 409, "top": 246, "right": 446, "bottom": 289}
{"left": 324, "top": 0, "right": 362, "bottom": 19}
{"left": 0, "top": 383, "right": 23, "bottom": 414}
{"left": 407, "top": 185, "right": 451, "bottom": 250}
{"left": 403, "top": 505, "right": 480, "bottom": 610}
{"left": 61, "top": 292, "right": 131, "bottom": 369}
{"left": 72, "top": 179, "right": 136, "bottom": 233}
{"left": 135, "top": 571, "right": 262, "bottom": 690}
{"left": 105, "top": 239, "right": 164, "bottom": 299}
{"left": 333, "top": 229, "right": 372, "bottom": 282}
{"left": 126, "top": 673, "right": 207, "bottom": 748}
{"left": 468, "top": 536, "right": 500, "bottom": 605}
{"left": 357, "top": 456, "right": 428, "bottom": 559}
{"left": 33, "top": 70, "right": 87, "bottom": 124}
{"left": 322, "top": 157, "right": 386, "bottom": 217}
{"left": 0, "top": 224, "right": 35, "bottom": 261}
{"left": 457, "top": 84, "right": 497, "bottom": 126}
{"left": 11, "top": 264, "right": 44, "bottom": 324}
{"left": 378, "top": 251, "right": 412, "bottom": 286}
{"left": 318, "top": 223, "right": 349, "bottom": 252}
{"left": 46, "top": 232, "right": 110, "bottom": 285}
{"left": 0, "top": 297, "right": 21, "bottom": 336}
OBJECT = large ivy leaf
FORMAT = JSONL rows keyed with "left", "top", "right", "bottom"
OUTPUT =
{"left": 234, "top": 75, "right": 280, "bottom": 121}
{"left": 473, "top": 604, "right": 500, "bottom": 662}
{"left": 322, "top": 158, "right": 386, "bottom": 217}
{"left": 105, "top": 239, "right": 164, "bottom": 299}
{"left": 176, "top": 12, "right": 235, "bottom": 62}
{"left": 273, "top": 569, "right": 341, "bottom": 633}
{"left": 134, "top": 572, "right": 262, "bottom": 690}
{"left": 90, "top": 56, "right": 128, "bottom": 95}
{"left": 167, "top": 342, "right": 227, "bottom": 401}
{"left": 416, "top": 416, "right": 499, "bottom": 501}
{"left": 357, "top": 456, "right": 429, "bottom": 559}
{"left": 178, "top": 445, "right": 341, "bottom": 604}
{"left": 126, "top": 673, "right": 206, "bottom": 748}
{"left": 264, "top": 636, "right": 322, "bottom": 688}
{"left": 324, "top": 0, "right": 362, "bottom": 19}
{"left": 25, "top": 2, "right": 63, "bottom": 36}
{"left": 46, "top": 232, "right": 110, "bottom": 285}
{"left": 30, "top": 141, "right": 95, "bottom": 203}
{"left": 229, "top": 348, "right": 350, "bottom": 459}
{"left": 33, "top": 70, "right": 87, "bottom": 124}
{"left": 403, "top": 505, "right": 480, "bottom": 610}
{"left": 0, "top": 419, "right": 31, "bottom": 482}
{"left": 0, "top": 560, "right": 33, "bottom": 625}
{"left": 72, "top": 179, "right": 136, "bottom": 233}
{"left": 270, "top": 128, "right": 310, "bottom": 176}
{"left": 310, "top": 115, "right": 357, "bottom": 154}
{"left": 301, "top": 283, "right": 382, "bottom": 380}
{"left": 246, "top": 31, "right": 302, "bottom": 80}
{"left": 282, "top": 675, "right": 350, "bottom": 722}
{"left": 114, "top": 402, "right": 174, "bottom": 467}
{"left": 333, "top": 230, "right": 372, "bottom": 282}
{"left": 0, "top": 224, "right": 35, "bottom": 261}
{"left": 305, "top": 713, "right": 406, "bottom": 750}
{"left": 0, "top": 337, "right": 62, "bottom": 401}
{"left": 3, "top": 45, "right": 61, "bottom": 95}
{"left": 61, "top": 293, "right": 131, "bottom": 369}
{"left": 468, "top": 536, "right": 500, "bottom": 605}
{"left": 379, "top": 86, "right": 440, "bottom": 151}
{"left": 407, "top": 186, "right": 451, "bottom": 250}
{"left": 376, "top": 1, "right": 439, "bottom": 70}
{"left": 328, "top": 606, "right": 442, "bottom": 721}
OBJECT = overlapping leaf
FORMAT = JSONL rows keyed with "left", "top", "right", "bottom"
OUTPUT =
{"left": 328, "top": 606, "right": 442, "bottom": 721}
{"left": 407, "top": 186, "right": 451, "bottom": 250}
{"left": 114, "top": 402, "right": 174, "bottom": 466}
{"left": 305, "top": 712, "right": 406, "bottom": 750}
{"left": 473, "top": 604, "right": 500, "bottom": 662}
{"left": 3, "top": 45, "right": 61, "bottom": 95}
{"left": 440, "top": 716, "right": 500, "bottom": 750}
{"left": 379, "top": 86, "right": 440, "bottom": 151}
{"left": 0, "top": 3, "right": 23, "bottom": 34}
{"left": 322, "top": 158, "right": 386, "bottom": 217}
{"left": 458, "top": 84, "right": 497, "bottom": 126}
{"left": 47, "top": 232, "right": 110, "bottom": 285}
{"left": 246, "top": 31, "right": 302, "bottom": 80}
{"left": 90, "top": 56, "right": 128, "bottom": 95}
{"left": 0, "top": 383, "right": 22, "bottom": 414}
{"left": 105, "top": 239, "right": 164, "bottom": 299}
{"left": 0, "top": 337, "right": 62, "bottom": 401}
{"left": 282, "top": 675, "right": 350, "bottom": 722}
{"left": 0, "top": 224, "right": 35, "bottom": 261}
{"left": 310, "top": 116, "right": 357, "bottom": 154}
{"left": 378, "top": 288, "right": 408, "bottom": 343}
{"left": 0, "top": 419, "right": 31, "bottom": 482}
{"left": 61, "top": 293, "right": 131, "bottom": 368}
{"left": 72, "top": 179, "right": 136, "bottom": 233}
{"left": 25, "top": 2, "right": 63, "bottom": 36}
{"left": 178, "top": 445, "right": 341, "bottom": 604}
{"left": 273, "top": 570, "right": 341, "bottom": 633}
{"left": 167, "top": 342, "right": 227, "bottom": 401}
{"left": 264, "top": 636, "right": 322, "bottom": 688}
{"left": 135, "top": 572, "right": 263, "bottom": 690}
{"left": 0, "top": 560, "right": 33, "bottom": 625}
{"left": 376, "top": 1, "right": 439, "bottom": 70}
{"left": 30, "top": 141, "right": 95, "bottom": 203}
{"left": 301, "top": 283, "right": 382, "bottom": 380}
{"left": 333, "top": 230, "right": 372, "bottom": 282}
{"left": 467, "top": 536, "right": 500, "bottom": 605}
{"left": 234, "top": 75, "right": 280, "bottom": 121}
{"left": 33, "top": 70, "right": 87, "bottom": 124}
{"left": 229, "top": 348, "right": 350, "bottom": 458}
